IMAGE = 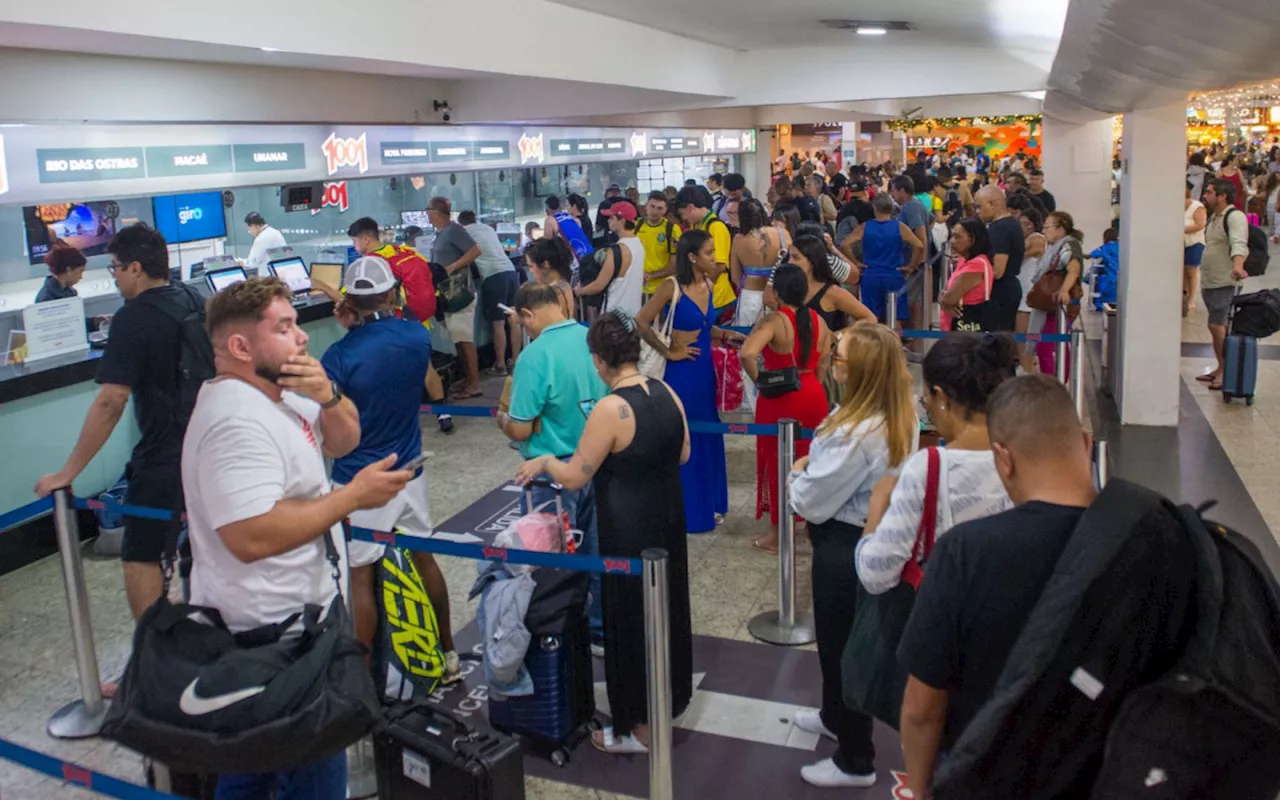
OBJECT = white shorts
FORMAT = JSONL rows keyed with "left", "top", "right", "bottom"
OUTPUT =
{"left": 735, "top": 288, "right": 766, "bottom": 329}
{"left": 446, "top": 302, "right": 476, "bottom": 344}
{"left": 1017, "top": 267, "right": 1037, "bottom": 314}
{"left": 339, "top": 471, "right": 434, "bottom": 568}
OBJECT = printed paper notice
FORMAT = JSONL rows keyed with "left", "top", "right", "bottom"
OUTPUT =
{"left": 21, "top": 296, "right": 88, "bottom": 362}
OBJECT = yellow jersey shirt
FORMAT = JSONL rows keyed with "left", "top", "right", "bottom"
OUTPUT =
{"left": 696, "top": 213, "right": 737, "bottom": 309}
{"left": 636, "top": 219, "right": 681, "bottom": 294}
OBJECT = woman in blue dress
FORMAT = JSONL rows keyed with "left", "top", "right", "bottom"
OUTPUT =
{"left": 636, "top": 229, "right": 743, "bottom": 533}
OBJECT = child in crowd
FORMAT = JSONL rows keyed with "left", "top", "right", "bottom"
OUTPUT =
{"left": 1087, "top": 227, "right": 1120, "bottom": 310}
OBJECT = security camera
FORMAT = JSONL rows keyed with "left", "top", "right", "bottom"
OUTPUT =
{"left": 433, "top": 100, "right": 451, "bottom": 122}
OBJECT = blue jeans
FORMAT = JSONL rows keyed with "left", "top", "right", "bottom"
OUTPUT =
{"left": 216, "top": 751, "right": 347, "bottom": 800}
{"left": 524, "top": 469, "right": 604, "bottom": 641}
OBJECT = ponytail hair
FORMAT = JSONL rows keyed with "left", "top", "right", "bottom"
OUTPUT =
{"left": 771, "top": 265, "right": 814, "bottom": 368}
{"left": 1047, "top": 210, "right": 1084, "bottom": 241}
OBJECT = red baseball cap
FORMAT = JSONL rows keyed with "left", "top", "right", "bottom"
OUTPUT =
{"left": 602, "top": 200, "right": 637, "bottom": 222}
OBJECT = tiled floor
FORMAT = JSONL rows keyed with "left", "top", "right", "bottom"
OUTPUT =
{"left": 0, "top": 390, "right": 811, "bottom": 799}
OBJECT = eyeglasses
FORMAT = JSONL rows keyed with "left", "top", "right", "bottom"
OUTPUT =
{"left": 107, "top": 260, "right": 124, "bottom": 274}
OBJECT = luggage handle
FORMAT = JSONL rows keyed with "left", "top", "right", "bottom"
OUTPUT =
{"left": 385, "top": 697, "right": 482, "bottom": 748}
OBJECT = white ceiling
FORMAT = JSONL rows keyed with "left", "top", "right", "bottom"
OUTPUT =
{"left": 548, "top": 0, "right": 1068, "bottom": 52}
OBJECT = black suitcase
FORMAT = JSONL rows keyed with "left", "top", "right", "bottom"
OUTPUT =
{"left": 374, "top": 700, "right": 526, "bottom": 799}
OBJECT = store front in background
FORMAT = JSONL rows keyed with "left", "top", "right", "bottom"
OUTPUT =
{"left": 890, "top": 115, "right": 1043, "bottom": 164}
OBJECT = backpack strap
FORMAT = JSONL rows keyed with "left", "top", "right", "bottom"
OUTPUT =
{"left": 900, "top": 447, "right": 940, "bottom": 590}
{"left": 665, "top": 220, "right": 676, "bottom": 255}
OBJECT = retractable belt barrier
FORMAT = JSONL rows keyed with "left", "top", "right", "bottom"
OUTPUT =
{"left": 420, "top": 404, "right": 816, "bottom": 439}
{"left": 0, "top": 489, "right": 676, "bottom": 800}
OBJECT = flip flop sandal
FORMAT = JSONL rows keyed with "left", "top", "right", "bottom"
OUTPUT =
{"left": 1195, "top": 372, "right": 1218, "bottom": 384}
{"left": 453, "top": 388, "right": 484, "bottom": 399}
{"left": 592, "top": 727, "right": 648, "bottom": 754}
{"left": 751, "top": 537, "right": 779, "bottom": 555}
{"left": 1208, "top": 381, "right": 1224, "bottom": 391}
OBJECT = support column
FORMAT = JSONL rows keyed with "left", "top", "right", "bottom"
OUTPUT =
{"left": 1115, "top": 103, "right": 1185, "bottom": 426}
{"left": 1040, "top": 115, "right": 1114, "bottom": 252}
{"left": 746, "top": 128, "right": 776, "bottom": 196}
{"left": 841, "top": 121, "right": 860, "bottom": 171}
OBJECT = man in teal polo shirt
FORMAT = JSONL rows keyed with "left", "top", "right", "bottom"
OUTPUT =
{"left": 498, "top": 281, "right": 606, "bottom": 643}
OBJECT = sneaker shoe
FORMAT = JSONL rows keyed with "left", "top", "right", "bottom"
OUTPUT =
{"left": 437, "top": 415, "right": 455, "bottom": 435}
{"left": 793, "top": 708, "right": 837, "bottom": 741}
{"left": 800, "top": 758, "right": 876, "bottom": 789}
{"left": 590, "top": 638, "right": 605, "bottom": 658}
{"left": 439, "top": 651, "right": 463, "bottom": 685}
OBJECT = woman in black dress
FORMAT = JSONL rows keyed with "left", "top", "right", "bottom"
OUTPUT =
{"left": 515, "top": 310, "right": 694, "bottom": 754}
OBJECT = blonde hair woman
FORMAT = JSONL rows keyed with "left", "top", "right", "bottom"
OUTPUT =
{"left": 787, "top": 322, "right": 917, "bottom": 788}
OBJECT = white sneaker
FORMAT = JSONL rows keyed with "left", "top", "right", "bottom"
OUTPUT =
{"left": 800, "top": 758, "right": 876, "bottom": 789}
{"left": 793, "top": 708, "right": 837, "bottom": 741}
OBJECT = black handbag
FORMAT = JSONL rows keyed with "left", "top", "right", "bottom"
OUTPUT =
{"left": 843, "top": 447, "right": 941, "bottom": 729}
{"left": 102, "top": 512, "right": 381, "bottom": 774}
{"left": 756, "top": 308, "right": 807, "bottom": 398}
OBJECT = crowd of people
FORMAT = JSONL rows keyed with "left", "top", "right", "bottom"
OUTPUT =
{"left": 21, "top": 145, "right": 1210, "bottom": 798}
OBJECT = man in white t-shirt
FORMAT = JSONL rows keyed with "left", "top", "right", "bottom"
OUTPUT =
{"left": 182, "top": 276, "right": 412, "bottom": 797}
{"left": 243, "top": 212, "right": 289, "bottom": 274}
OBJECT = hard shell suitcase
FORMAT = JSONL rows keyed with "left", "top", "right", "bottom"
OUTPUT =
{"left": 1224, "top": 289, "right": 1259, "bottom": 405}
{"left": 486, "top": 600, "right": 595, "bottom": 766}
{"left": 374, "top": 701, "right": 525, "bottom": 800}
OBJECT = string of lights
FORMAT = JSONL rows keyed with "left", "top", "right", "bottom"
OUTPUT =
{"left": 1189, "top": 79, "right": 1280, "bottom": 112}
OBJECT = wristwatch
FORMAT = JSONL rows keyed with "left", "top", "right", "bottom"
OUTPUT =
{"left": 320, "top": 381, "right": 344, "bottom": 410}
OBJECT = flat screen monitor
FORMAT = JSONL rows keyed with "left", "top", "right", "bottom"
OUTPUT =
{"left": 497, "top": 232, "right": 521, "bottom": 252}
{"left": 401, "top": 210, "right": 430, "bottom": 229}
{"left": 22, "top": 201, "right": 122, "bottom": 264}
{"left": 269, "top": 257, "right": 311, "bottom": 294}
{"left": 309, "top": 262, "right": 344, "bottom": 294}
{"left": 152, "top": 192, "right": 227, "bottom": 244}
{"left": 207, "top": 266, "right": 248, "bottom": 294}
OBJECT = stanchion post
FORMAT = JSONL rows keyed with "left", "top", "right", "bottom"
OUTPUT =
{"left": 1055, "top": 307, "right": 1068, "bottom": 384}
{"left": 47, "top": 488, "right": 107, "bottom": 739}
{"left": 1095, "top": 439, "right": 1110, "bottom": 489}
{"left": 643, "top": 548, "right": 674, "bottom": 800}
{"left": 747, "top": 420, "right": 816, "bottom": 646}
{"left": 886, "top": 291, "right": 898, "bottom": 330}
{"left": 1071, "top": 325, "right": 1086, "bottom": 422}
{"left": 922, "top": 262, "right": 934, "bottom": 334}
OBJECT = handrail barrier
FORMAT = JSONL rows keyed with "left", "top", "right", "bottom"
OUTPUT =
{"left": 0, "top": 736, "right": 179, "bottom": 799}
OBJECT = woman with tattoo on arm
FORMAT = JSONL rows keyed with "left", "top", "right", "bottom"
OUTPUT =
{"left": 634, "top": 230, "right": 743, "bottom": 533}
{"left": 514, "top": 311, "right": 694, "bottom": 755}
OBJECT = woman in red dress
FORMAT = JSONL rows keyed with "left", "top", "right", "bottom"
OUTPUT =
{"left": 741, "top": 265, "right": 832, "bottom": 552}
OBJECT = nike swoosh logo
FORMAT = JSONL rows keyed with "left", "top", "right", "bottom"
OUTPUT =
{"left": 179, "top": 678, "right": 267, "bottom": 716}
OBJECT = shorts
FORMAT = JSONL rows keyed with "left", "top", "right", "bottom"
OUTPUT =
{"left": 1201, "top": 285, "right": 1235, "bottom": 326}
{"left": 859, "top": 269, "right": 909, "bottom": 324}
{"left": 445, "top": 301, "right": 476, "bottom": 344}
{"left": 122, "top": 463, "right": 181, "bottom": 563}
{"left": 480, "top": 271, "right": 519, "bottom": 323}
{"left": 1184, "top": 243, "right": 1205, "bottom": 267}
{"left": 338, "top": 470, "right": 433, "bottom": 568}
{"left": 1018, "top": 267, "right": 1038, "bottom": 314}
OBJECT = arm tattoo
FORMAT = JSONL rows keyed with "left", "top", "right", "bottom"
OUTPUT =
{"left": 618, "top": 405, "right": 631, "bottom": 420}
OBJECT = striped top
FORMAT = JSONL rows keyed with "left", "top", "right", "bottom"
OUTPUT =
{"left": 854, "top": 448, "right": 1012, "bottom": 595}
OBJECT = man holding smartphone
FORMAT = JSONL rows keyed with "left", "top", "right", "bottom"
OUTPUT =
{"left": 322, "top": 256, "right": 462, "bottom": 685}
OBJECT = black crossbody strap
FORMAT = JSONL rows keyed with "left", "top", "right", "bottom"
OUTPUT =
{"left": 160, "top": 497, "right": 185, "bottom": 597}
{"left": 322, "top": 525, "right": 345, "bottom": 603}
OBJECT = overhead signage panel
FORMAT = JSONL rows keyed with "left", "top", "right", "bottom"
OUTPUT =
{"left": 379, "top": 141, "right": 432, "bottom": 165}
{"left": 232, "top": 143, "right": 308, "bottom": 173}
{"left": 144, "top": 144, "right": 234, "bottom": 178}
{"left": 37, "top": 147, "right": 146, "bottom": 183}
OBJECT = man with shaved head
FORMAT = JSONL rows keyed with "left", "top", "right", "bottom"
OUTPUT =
{"left": 976, "top": 185, "right": 1025, "bottom": 330}
{"left": 897, "top": 374, "right": 1094, "bottom": 797}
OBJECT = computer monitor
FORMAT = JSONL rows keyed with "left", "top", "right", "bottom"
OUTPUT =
{"left": 269, "top": 257, "right": 311, "bottom": 295}
{"left": 206, "top": 266, "right": 248, "bottom": 294}
{"left": 308, "top": 262, "right": 344, "bottom": 294}
{"left": 497, "top": 232, "right": 521, "bottom": 252}
{"left": 401, "top": 210, "right": 430, "bottom": 229}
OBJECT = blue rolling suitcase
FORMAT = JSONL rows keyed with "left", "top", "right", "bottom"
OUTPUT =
{"left": 1224, "top": 291, "right": 1259, "bottom": 406}
{"left": 487, "top": 593, "right": 595, "bottom": 766}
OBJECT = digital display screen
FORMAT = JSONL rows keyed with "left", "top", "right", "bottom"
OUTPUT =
{"left": 401, "top": 211, "right": 430, "bottom": 228}
{"left": 498, "top": 232, "right": 520, "bottom": 251}
{"left": 207, "top": 266, "right": 248, "bottom": 293}
{"left": 22, "top": 201, "right": 123, "bottom": 264}
{"left": 270, "top": 257, "right": 311, "bottom": 294}
{"left": 152, "top": 191, "right": 227, "bottom": 244}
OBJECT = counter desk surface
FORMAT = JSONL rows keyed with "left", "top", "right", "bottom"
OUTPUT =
{"left": 0, "top": 295, "right": 337, "bottom": 405}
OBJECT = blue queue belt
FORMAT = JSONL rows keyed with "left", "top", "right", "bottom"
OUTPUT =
{"left": 0, "top": 736, "right": 177, "bottom": 799}
{"left": 55, "top": 496, "right": 642, "bottom": 577}
{"left": 0, "top": 496, "right": 53, "bottom": 532}
{"left": 419, "top": 404, "right": 815, "bottom": 438}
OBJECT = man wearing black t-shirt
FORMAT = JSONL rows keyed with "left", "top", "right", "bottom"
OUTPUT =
{"left": 976, "top": 185, "right": 1025, "bottom": 330}
{"left": 1028, "top": 169, "right": 1057, "bottom": 213}
{"left": 36, "top": 224, "right": 208, "bottom": 624}
{"left": 898, "top": 375, "right": 1096, "bottom": 799}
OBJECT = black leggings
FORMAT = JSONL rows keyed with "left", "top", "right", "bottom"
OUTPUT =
{"left": 810, "top": 518, "right": 876, "bottom": 775}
